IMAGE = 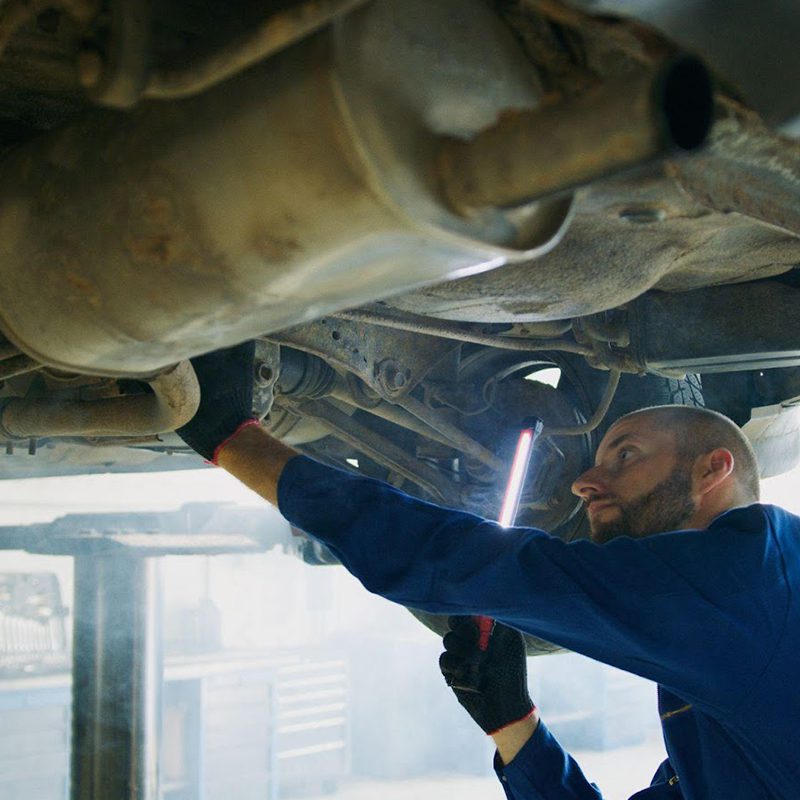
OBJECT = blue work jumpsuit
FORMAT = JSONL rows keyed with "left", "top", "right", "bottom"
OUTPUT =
{"left": 277, "top": 456, "right": 800, "bottom": 799}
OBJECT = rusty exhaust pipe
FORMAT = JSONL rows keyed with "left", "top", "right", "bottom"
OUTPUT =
{"left": 0, "top": 360, "right": 200, "bottom": 439}
{"left": 438, "top": 55, "right": 714, "bottom": 213}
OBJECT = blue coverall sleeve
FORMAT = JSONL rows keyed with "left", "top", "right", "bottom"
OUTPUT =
{"left": 277, "top": 457, "right": 788, "bottom": 713}
{"left": 494, "top": 720, "right": 604, "bottom": 800}
{"left": 493, "top": 721, "right": 675, "bottom": 799}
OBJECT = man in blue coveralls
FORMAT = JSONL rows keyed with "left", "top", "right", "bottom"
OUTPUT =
{"left": 178, "top": 343, "right": 799, "bottom": 800}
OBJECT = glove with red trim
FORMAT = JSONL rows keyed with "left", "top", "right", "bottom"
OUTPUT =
{"left": 176, "top": 340, "right": 258, "bottom": 462}
{"left": 439, "top": 616, "right": 535, "bottom": 735}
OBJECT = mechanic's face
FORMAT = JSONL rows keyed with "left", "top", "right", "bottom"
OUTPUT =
{"left": 571, "top": 415, "right": 697, "bottom": 543}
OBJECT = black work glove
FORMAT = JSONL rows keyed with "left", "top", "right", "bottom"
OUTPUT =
{"left": 439, "top": 616, "right": 535, "bottom": 735}
{"left": 176, "top": 340, "right": 257, "bottom": 461}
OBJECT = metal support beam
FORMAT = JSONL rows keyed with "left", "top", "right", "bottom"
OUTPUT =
{"left": 632, "top": 282, "right": 800, "bottom": 374}
{"left": 294, "top": 397, "right": 459, "bottom": 503}
{"left": 70, "top": 556, "right": 162, "bottom": 800}
{"left": 671, "top": 103, "right": 800, "bottom": 238}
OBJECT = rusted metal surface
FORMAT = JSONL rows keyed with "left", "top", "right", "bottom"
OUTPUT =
{"left": 271, "top": 319, "right": 459, "bottom": 401}
{"left": 330, "top": 390, "right": 462, "bottom": 451}
{"left": 394, "top": 394, "right": 504, "bottom": 473}
{"left": 389, "top": 163, "right": 800, "bottom": 323}
{"left": 144, "top": 0, "right": 372, "bottom": 100}
{"left": 0, "top": 360, "right": 199, "bottom": 438}
{"left": 0, "top": 0, "right": 571, "bottom": 375}
{"left": 340, "top": 309, "right": 573, "bottom": 338}
{"left": 275, "top": 342, "right": 504, "bottom": 468}
{"left": 0, "top": 0, "right": 796, "bottom": 504}
{"left": 276, "top": 346, "right": 463, "bottom": 449}
{"left": 670, "top": 103, "right": 800, "bottom": 237}
{"left": 335, "top": 308, "right": 589, "bottom": 354}
{"left": 563, "top": 0, "right": 800, "bottom": 124}
{"left": 437, "top": 55, "right": 713, "bottom": 213}
{"left": 294, "top": 397, "right": 459, "bottom": 503}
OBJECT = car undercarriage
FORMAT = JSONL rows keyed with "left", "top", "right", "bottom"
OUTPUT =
{"left": 0, "top": 0, "right": 797, "bottom": 561}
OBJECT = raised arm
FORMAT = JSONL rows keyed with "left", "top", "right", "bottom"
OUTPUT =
{"left": 217, "top": 422, "right": 297, "bottom": 505}
{"left": 270, "top": 453, "right": 784, "bottom": 713}
{"left": 177, "top": 345, "right": 786, "bottom": 714}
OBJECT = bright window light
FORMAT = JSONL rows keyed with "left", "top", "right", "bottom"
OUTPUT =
{"left": 524, "top": 367, "right": 561, "bottom": 387}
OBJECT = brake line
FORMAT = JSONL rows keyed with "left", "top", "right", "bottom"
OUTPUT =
{"left": 543, "top": 368, "right": 621, "bottom": 437}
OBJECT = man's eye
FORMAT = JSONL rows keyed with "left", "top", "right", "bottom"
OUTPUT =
{"left": 618, "top": 449, "right": 632, "bottom": 461}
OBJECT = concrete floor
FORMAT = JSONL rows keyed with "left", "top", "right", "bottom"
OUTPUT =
{"left": 305, "top": 738, "right": 667, "bottom": 800}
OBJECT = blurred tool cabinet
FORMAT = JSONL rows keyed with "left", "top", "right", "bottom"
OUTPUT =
{"left": 0, "top": 571, "right": 350, "bottom": 800}
{"left": 163, "top": 656, "right": 350, "bottom": 800}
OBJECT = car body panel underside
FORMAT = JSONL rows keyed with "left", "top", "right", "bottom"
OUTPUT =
{"left": 0, "top": 0, "right": 796, "bottom": 514}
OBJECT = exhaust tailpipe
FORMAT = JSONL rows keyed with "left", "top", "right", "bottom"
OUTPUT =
{"left": 437, "top": 55, "right": 714, "bottom": 213}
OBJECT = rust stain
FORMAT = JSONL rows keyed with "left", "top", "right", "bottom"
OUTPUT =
{"left": 65, "top": 272, "right": 102, "bottom": 309}
{"left": 144, "top": 195, "right": 174, "bottom": 226}
{"left": 125, "top": 184, "right": 204, "bottom": 267}
{"left": 252, "top": 232, "right": 301, "bottom": 261}
{"left": 127, "top": 234, "right": 179, "bottom": 265}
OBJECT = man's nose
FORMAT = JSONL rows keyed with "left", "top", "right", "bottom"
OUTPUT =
{"left": 571, "top": 465, "right": 606, "bottom": 499}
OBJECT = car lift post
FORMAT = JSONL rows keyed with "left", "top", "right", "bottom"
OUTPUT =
{"left": 71, "top": 555, "right": 162, "bottom": 800}
{"left": 0, "top": 504, "right": 277, "bottom": 800}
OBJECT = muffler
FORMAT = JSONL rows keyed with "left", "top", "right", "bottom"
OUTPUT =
{"left": 0, "top": 0, "right": 711, "bottom": 377}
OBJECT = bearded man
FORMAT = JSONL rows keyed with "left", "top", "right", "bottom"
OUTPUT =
{"left": 178, "top": 343, "right": 799, "bottom": 800}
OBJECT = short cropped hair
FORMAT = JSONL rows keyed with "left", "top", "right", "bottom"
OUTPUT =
{"left": 621, "top": 405, "right": 761, "bottom": 501}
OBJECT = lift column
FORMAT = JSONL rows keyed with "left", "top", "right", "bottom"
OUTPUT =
{"left": 0, "top": 503, "right": 281, "bottom": 800}
{"left": 71, "top": 555, "right": 162, "bottom": 800}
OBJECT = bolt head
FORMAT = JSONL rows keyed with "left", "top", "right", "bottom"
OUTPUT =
{"left": 256, "top": 363, "right": 274, "bottom": 385}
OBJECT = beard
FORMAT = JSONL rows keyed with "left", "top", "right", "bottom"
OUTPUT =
{"left": 590, "top": 463, "right": 697, "bottom": 544}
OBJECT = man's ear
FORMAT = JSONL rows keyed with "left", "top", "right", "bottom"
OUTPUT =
{"left": 693, "top": 448, "right": 735, "bottom": 497}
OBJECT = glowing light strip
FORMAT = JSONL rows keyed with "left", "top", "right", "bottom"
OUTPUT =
{"left": 498, "top": 428, "right": 534, "bottom": 527}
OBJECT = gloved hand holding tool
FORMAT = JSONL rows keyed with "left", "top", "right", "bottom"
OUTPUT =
{"left": 439, "top": 615, "right": 536, "bottom": 736}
